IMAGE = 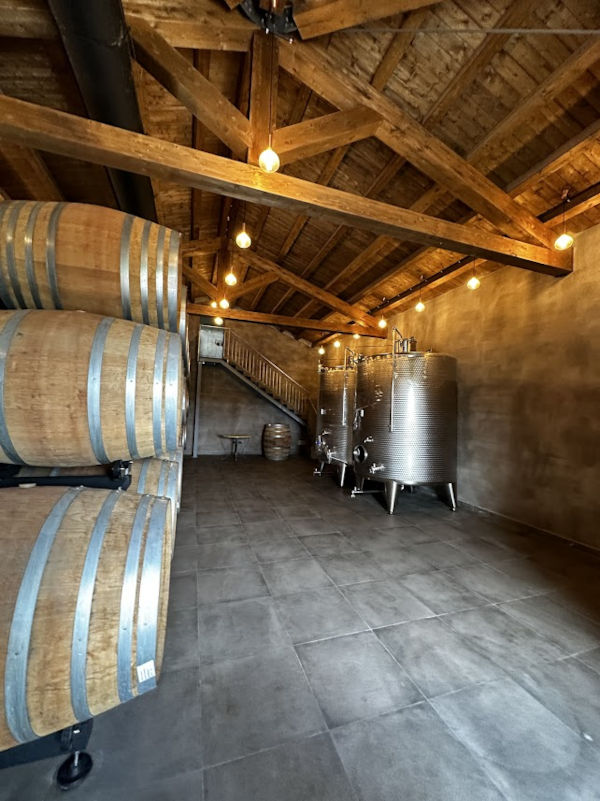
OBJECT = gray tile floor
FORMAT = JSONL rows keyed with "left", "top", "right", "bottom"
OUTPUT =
{"left": 3, "top": 456, "right": 600, "bottom": 800}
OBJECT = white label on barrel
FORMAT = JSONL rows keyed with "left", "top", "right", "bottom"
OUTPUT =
{"left": 137, "top": 660, "right": 156, "bottom": 683}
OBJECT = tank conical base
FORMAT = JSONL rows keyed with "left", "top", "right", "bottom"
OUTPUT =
{"left": 384, "top": 481, "right": 398, "bottom": 515}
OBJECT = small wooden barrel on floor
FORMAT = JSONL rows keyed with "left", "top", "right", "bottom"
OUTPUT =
{"left": 0, "top": 310, "right": 183, "bottom": 466}
{"left": 0, "top": 201, "right": 181, "bottom": 332}
{"left": 0, "top": 485, "right": 172, "bottom": 751}
{"left": 263, "top": 424, "right": 291, "bottom": 461}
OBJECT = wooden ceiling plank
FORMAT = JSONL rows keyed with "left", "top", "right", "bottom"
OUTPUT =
{"left": 188, "top": 302, "right": 384, "bottom": 337}
{"left": 0, "top": 0, "right": 56, "bottom": 38}
{"left": 293, "top": 0, "right": 438, "bottom": 40}
{"left": 182, "top": 236, "right": 223, "bottom": 257}
{"left": 248, "top": 31, "right": 278, "bottom": 165}
{"left": 0, "top": 142, "right": 62, "bottom": 201}
{"left": 127, "top": 16, "right": 252, "bottom": 51}
{"left": 272, "top": 106, "right": 382, "bottom": 166}
{"left": 0, "top": 95, "right": 570, "bottom": 276}
{"left": 370, "top": 8, "right": 430, "bottom": 91}
{"left": 233, "top": 251, "right": 381, "bottom": 328}
{"left": 129, "top": 16, "right": 251, "bottom": 158}
{"left": 278, "top": 40, "right": 557, "bottom": 248}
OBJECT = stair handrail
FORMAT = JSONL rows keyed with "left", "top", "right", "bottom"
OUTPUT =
{"left": 221, "top": 327, "right": 314, "bottom": 418}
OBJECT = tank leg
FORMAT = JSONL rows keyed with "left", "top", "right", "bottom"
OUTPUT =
{"left": 313, "top": 461, "right": 326, "bottom": 477}
{"left": 338, "top": 463, "right": 347, "bottom": 487}
{"left": 384, "top": 481, "right": 398, "bottom": 515}
{"left": 357, "top": 477, "right": 365, "bottom": 491}
{"left": 446, "top": 482, "right": 457, "bottom": 511}
{"left": 57, "top": 750, "right": 93, "bottom": 790}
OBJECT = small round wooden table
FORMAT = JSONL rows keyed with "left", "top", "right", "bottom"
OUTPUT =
{"left": 220, "top": 434, "right": 251, "bottom": 462}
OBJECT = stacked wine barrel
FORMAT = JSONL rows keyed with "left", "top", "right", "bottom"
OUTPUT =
{"left": 0, "top": 201, "right": 189, "bottom": 750}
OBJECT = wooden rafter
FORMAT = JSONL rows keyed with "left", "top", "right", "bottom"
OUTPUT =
{"left": 233, "top": 250, "right": 379, "bottom": 329}
{"left": 272, "top": 106, "right": 381, "bottom": 166}
{"left": 0, "top": 142, "right": 63, "bottom": 201}
{"left": 129, "top": 16, "right": 252, "bottom": 158}
{"left": 293, "top": 0, "right": 439, "bottom": 40}
{"left": 0, "top": 95, "right": 570, "bottom": 275}
{"left": 231, "top": 272, "right": 279, "bottom": 301}
{"left": 182, "top": 236, "right": 223, "bottom": 258}
{"left": 183, "top": 270, "right": 219, "bottom": 301}
{"left": 187, "top": 303, "right": 384, "bottom": 337}
{"left": 293, "top": 33, "right": 600, "bottom": 320}
{"left": 248, "top": 31, "right": 278, "bottom": 165}
{"left": 278, "top": 40, "right": 557, "bottom": 248}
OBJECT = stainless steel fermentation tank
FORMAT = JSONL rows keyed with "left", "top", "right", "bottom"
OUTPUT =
{"left": 352, "top": 332, "right": 457, "bottom": 513}
{"left": 314, "top": 352, "right": 356, "bottom": 486}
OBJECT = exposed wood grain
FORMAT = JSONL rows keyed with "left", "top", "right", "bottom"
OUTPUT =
{"left": 183, "top": 270, "right": 219, "bottom": 301}
{"left": 272, "top": 106, "right": 381, "bottom": 165}
{"left": 182, "top": 236, "right": 223, "bottom": 257}
{"left": 129, "top": 16, "right": 251, "bottom": 158}
{"left": 293, "top": 0, "right": 438, "bottom": 40}
{"left": 278, "top": 40, "right": 557, "bottom": 248}
{"left": 231, "top": 271, "right": 279, "bottom": 300}
{"left": 0, "top": 142, "right": 63, "bottom": 201}
{"left": 249, "top": 31, "right": 278, "bottom": 165}
{"left": 187, "top": 303, "right": 384, "bottom": 337}
{"left": 234, "top": 250, "right": 380, "bottom": 328}
{"left": 0, "top": 95, "right": 570, "bottom": 276}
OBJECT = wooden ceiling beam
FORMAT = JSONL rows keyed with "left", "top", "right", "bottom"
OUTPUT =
{"left": 278, "top": 40, "right": 556, "bottom": 248}
{"left": 272, "top": 106, "right": 382, "bottom": 166}
{"left": 129, "top": 16, "right": 252, "bottom": 158}
{"left": 188, "top": 303, "right": 384, "bottom": 337}
{"left": 231, "top": 272, "right": 279, "bottom": 301}
{"left": 183, "top": 270, "right": 219, "bottom": 301}
{"left": 0, "top": 95, "right": 570, "bottom": 276}
{"left": 293, "top": 0, "right": 438, "bottom": 40}
{"left": 233, "top": 251, "right": 381, "bottom": 328}
{"left": 0, "top": 142, "right": 63, "bottom": 201}
{"left": 248, "top": 31, "right": 278, "bottom": 165}
{"left": 182, "top": 236, "right": 223, "bottom": 258}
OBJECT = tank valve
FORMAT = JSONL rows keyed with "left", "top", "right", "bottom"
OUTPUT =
{"left": 369, "top": 463, "right": 385, "bottom": 474}
{"left": 321, "top": 429, "right": 331, "bottom": 435}
{"left": 363, "top": 436, "right": 374, "bottom": 443}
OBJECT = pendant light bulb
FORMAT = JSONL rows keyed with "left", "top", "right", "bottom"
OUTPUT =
{"left": 318, "top": 346, "right": 325, "bottom": 356}
{"left": 333, "top": 340, "right": 341, "bottom": 349}
{"left": 378, "top": 317, "right": 387, "bottom": 329}
{"left": 219, "top": 298, "right": 230, "bottom": 310}
{"left": 258, "top": 146, "right": 280, "bottom": 174}
{"left": 353, "top": 333, "right": 360, "bottom": 340}
{"left": 415, "top": 300, "right": 425, "bottom": 313}
{"left": 467, "top": 274, "right": 481, "bottom": 291}
{"left": 225, "top": 271, "right": 238, "bottom": 286}
{"left": 554, "top": 232, "right": 574, "bottom": 251}
{"left": 214, "top": 316, "right": 224, "bottom": 326}
{"left": 235, "top": 223, "right": 252, "bottom": 249}
{"left": 210, "top": 300, "right": 218, "bottom": 309}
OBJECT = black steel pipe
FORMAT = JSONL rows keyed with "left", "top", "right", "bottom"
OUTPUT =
{"left": 47, "top": 0, "right": 156, "bottom": 220}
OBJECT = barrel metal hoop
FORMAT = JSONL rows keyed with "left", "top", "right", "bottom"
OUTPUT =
{"left": 5, "top": 201, "right": 27, "bottom": 308}
{"left": 46, "top": 202, "right": 65, "bottom": 309}
{"left": 166, "top": 462, "right": 178, "bottom": 511}
{"left": 5, "top": 487, "right": 81, "bottom": 743}
{"left": 137, "top": 458, "right": 150, "bottom": 494}
{"left": 136, "top": 497, "right": 168, "bottom": 694}
{"left": 125, "top": 324, "right": 144, "bottom": 460}
{"left": 70, "top": 490, "right": 120, "bottom": 720}
{"left": 0, "top": 204, "right": 13, "bottom": 307}
{"left": 87, "top": 317, "right": 114, "bottom": 464}
{"left": 24, "top": 202, "right": 44, "bottom": 308}
{"left": 155, "top": 227, "right": 165, "bottom": 330}
{"left": 165, "top": 334, "right": 181, "bottom": 453}
{"left": 152, "top": 330, "right": 167, "bottom": 453}
{"left": 120, "top": 214, "right": 134, "bottom": 321}
{"left": 0, "top": 310, "right": 31, "bottom": 464}
{"left": 140, "top": 220, "right": 151, "bottom": 325}
{"left": 117, "top": 493, "right": 151, "bottom": 702}
{"left": 167, "top": 230, "right": 180, "bottom": 333}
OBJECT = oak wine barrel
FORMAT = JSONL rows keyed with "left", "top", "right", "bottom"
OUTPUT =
{"left": 263, "top": 423, "right": 291, "bottom": 462}
{"left": 0, "top": 201, "right": 181, "bottom": 332}
{"left": 0, "top": 485, "right": 172, "bottom": 751}
{"left": 15, "top": 456, "right": 181, "bottom": 532}
{"left": 0, "top": 310, "right": 183, "bottom": 466}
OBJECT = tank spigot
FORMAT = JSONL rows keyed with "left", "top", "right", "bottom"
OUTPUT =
{"left": 369, "top": 463, "right": 385, "bottom": 474}
{"left": 363, "top": 436, "right": 374, "bottom": 443}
